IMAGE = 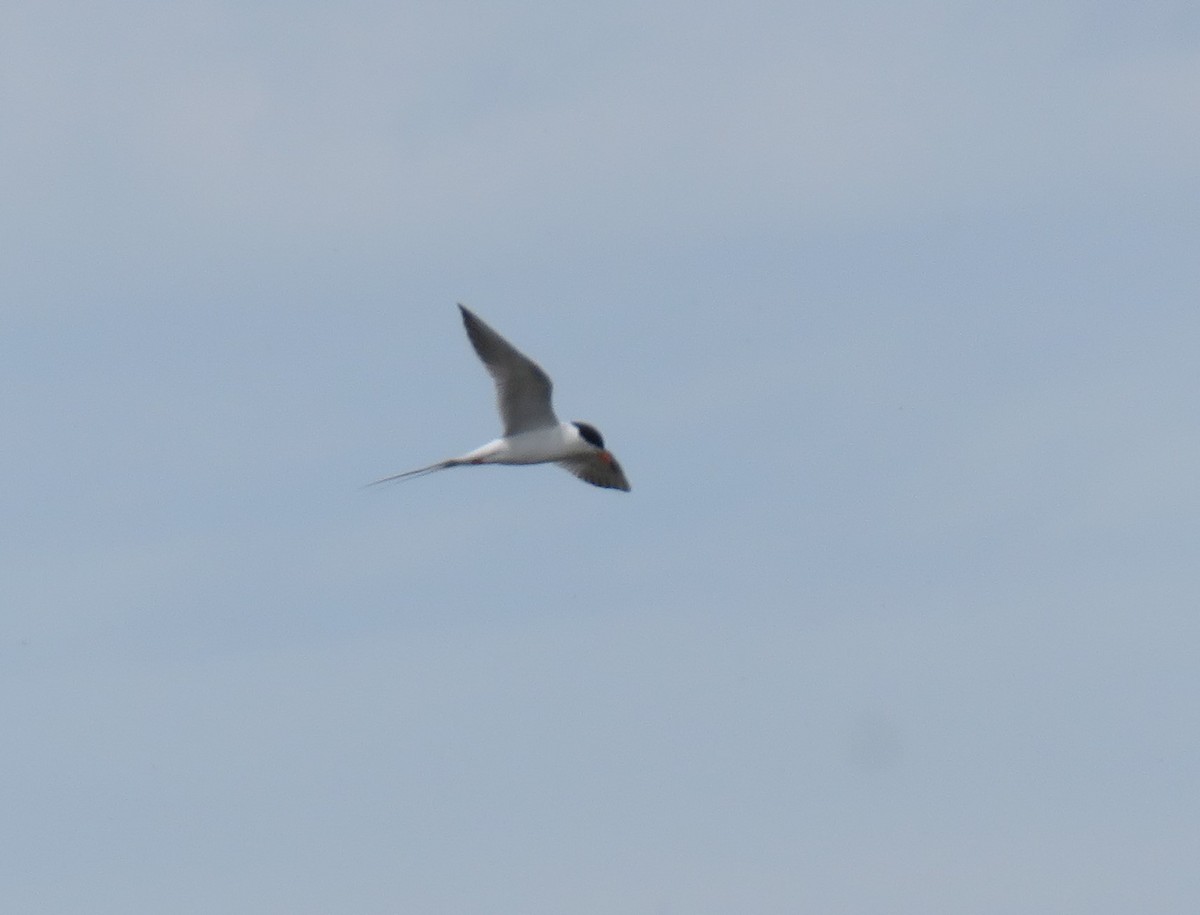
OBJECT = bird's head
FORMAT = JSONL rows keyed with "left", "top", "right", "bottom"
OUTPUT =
{"left": 572, "top": 421, "right": 616, "bottom": 465}
{"left": 572, "top": 421, "right": 605, "bottom": 449}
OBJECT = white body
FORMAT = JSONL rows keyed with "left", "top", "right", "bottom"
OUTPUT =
{"left": 461, "top": 424, "right": 593, "bottom": 466}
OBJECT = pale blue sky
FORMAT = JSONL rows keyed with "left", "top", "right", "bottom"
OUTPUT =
{"left": 3, "top": 2, "right": 1199, "bottom": 912}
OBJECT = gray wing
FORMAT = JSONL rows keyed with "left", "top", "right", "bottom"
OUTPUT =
{"left": 458, "top": 304, "right": 558, "bottom": 435}
{"left": 556, "top": 454, "right": 631, "bottom": 492}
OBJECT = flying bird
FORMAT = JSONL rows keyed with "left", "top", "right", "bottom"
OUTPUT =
{"left": 371, "top": 304, "right": 630, "bottom": 492}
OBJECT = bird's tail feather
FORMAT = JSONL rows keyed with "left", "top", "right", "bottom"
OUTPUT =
{"left": 367, "top": 459, "right": 461, "bottom": 487}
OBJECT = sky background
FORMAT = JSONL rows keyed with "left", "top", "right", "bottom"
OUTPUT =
{"left": 3, "top": 1, "right": 1199, "bottom": 912}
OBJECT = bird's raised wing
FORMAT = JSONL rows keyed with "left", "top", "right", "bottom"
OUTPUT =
{"left": 458, "top": 304, "right": 557, "bottom": 435}
{"left": 556, "top": 453, "right": 631, "bottom": 492}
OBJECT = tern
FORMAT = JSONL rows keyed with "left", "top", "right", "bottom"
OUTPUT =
{"left": 371, "top": 304, "right": 630, "bottom": 492}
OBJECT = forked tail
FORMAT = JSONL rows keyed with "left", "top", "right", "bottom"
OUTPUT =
{"left": 367, "top": 459, "right": 462, "bottom": 487}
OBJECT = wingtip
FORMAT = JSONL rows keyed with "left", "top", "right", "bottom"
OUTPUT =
{"left": 457, "top": 302, "right": 479, "bottom": 330}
